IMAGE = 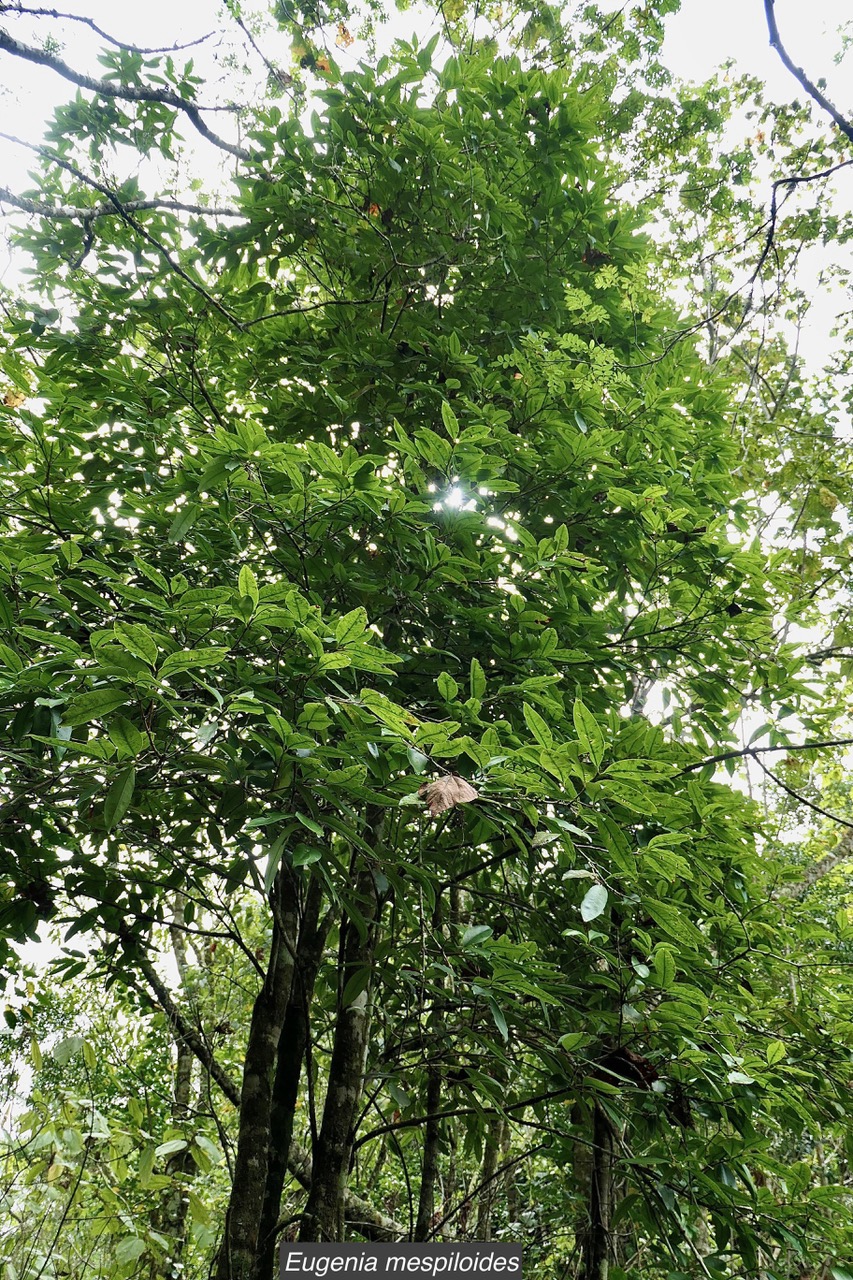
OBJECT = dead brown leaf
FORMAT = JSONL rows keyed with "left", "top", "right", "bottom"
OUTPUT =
{"left": 418, "top": 774, "right": 479, "bottom": 817}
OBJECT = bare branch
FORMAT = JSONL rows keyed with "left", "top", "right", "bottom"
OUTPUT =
{"left": 764, "top": 0, "right": 853, "bottom": 146}
{"left": 0, "top": 186, "right": 241, "bottom": 221}
{"left": 751, "top": 752, "right": 853, "bottom": 832}
{"left": 679, "top": 737, "right": 853, "bottom": 775}
{"left": 0, "top": 3, "right": 214, "bottom": 54}
{"left": 126, "top": 933, "right": 242, "bottom": 1108}
{"left": 223, "top": 0, "right": 294, "bottom": 94}
{"left": 0, "top": 25, "right": 252, "bottom": 161}
{"left": 779, "top": 826, "right": 853, "bottom": 899}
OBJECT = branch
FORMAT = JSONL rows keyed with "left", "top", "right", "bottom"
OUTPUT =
{"left": 0, "top": 131, "right": 244, "bottom": 327}
{"left": 352, "top": 1084, "right": 574, "bottom": 1151}
{"left": 223, "top": 0, "right": 294, "bottom": 94}
{"left": 0, "top": 26, "right": 252, "bottom": 161}
{"left": 0, "top": 186, "right": 241, "bottom": 221}
{"left": 778, "top": 825, "right": 853, "bottom": 899}
{"left": 765, "top": 0, "right": 853, "bottom": 145}
{"left": 751, "top": 752, "right": 853, "bottom": 832}
{"left": 679, "top": 737, "right": 853, "bottom": 775}
{"left": 126, "top": 932, "right": 242, "bottom": 1108}
{"left": 286, "top": 1143, "right": 405, "bottom": 1241}
{"left": 0, "top": 4, "right": 214, "bottom": 54}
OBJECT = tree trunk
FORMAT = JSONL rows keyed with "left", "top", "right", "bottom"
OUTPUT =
{"left": 474, "top": 1115, "right": 502, "bottom": 1242}
{"left": 254, "top": 875, "right": 329, "bottom": 1280}
{"left": 581, "top": 1104, "right": 615, "bottom": 1280}
{"left": 299, "top": 864, "right": 382, "bottom": 1242}
{"left": 414, "top": 1064, "right": 443, "bottom": 1240}
{"left": 215, "top": 867, "right": 300, "bottom": 1280}
{"left": 150, "top": 897, "right": 197, "bottom": 1278}
{"left": 415, "top": 890, "right": 444, "bottom": 1243}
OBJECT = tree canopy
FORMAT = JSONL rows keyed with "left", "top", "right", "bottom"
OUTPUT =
{"left": 2, "top": 3, "right": 853, "bottom": 1279}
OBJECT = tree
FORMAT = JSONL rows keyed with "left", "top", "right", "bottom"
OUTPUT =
{"left": 2, "top": 3, "right": 853, "bottom": 1279}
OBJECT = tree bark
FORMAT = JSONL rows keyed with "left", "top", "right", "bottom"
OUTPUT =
{"left": 474, "top": 1115, "right": 502, "bottom": 1242}
{"left": 150, "top": 896, "right": 197, "bottom": 1278}
{"left": 414, "top": 1064, "right": 443, "bottom": 1241}
{"left": 254, "top": 875, "right": 329, "bottom": 1280}
{"left": 581, "top": 1104, "right": 615, "bottom": 1280}
{"left": 215, "top": 867, "right": 300, "bottom": 1280}
{"left": 299, "top": 864, "right": 383, "bottom": 1242}
{"left": 415, "top": 890, "right": 444, "bottom": 1243}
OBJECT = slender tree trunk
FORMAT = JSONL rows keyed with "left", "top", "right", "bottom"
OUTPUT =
{"left": 255, "top": 876, "right": 330, "bottom": 1280}
{"left": 299, "top": 864, "right": 382, "bottom": 1242}
{"left": 415, "top": 890, "right": 444, "bottom": 1243}
{"left": 215, "top": 868, "right": 300, "bottom": 1280}
{"left": 150, "top": 896, "right": 197, "bottom": 1278}
{"left": 474, "top": 1115, "right": 502, "bottom": 1242}
{"left": 581, "top": 1104, "right": 614, "bottom": 1280}
{"left": 500, "top": 1120, "right": 517, "bottom": 1227}
{"left": 414, "top": 1064, "right": 443, "bottom": 1240}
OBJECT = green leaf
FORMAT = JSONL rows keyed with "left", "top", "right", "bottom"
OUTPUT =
{"left": 342, "top": 966, "right": 371, "bottom": 1007}
{"left": 652, "top": 947, "right": 677, "bottom": 989}
{"left": 335, "top": 606, "right": 368, "bottom": 644}
{"left": 188, "top": 1188, "right": 211, "bottom": 1227}
{"left": 469, "top": 657, "right": 486, "bottom": 699}
{"left": 292, "top": 845, "right": 322, "bottom": 867}
{"left": 644, "top": 899, "right": 704, "bottom": 949}
{"left": 168, "top": 502, "right": 200, "bottom": 543}
{"left": 766, "top": 1041, "right": 787, "bottom": 1066}
{"left": 0, "top": 642, "right": 23, "bottom": 672}
{"left": 113, "top": 622, "right": 158, "bottom": 666}
{"left": 523, "top": 701, "right": 553, "bottom": 747}
{"left": 573, "top": 698, "right": 605, "bottom": 769}
{"left": 115, "top": 1237, "right": 146, "bottom": 1265}
{"left": 104, "top": 765, "right": 136, "bottom": 829}
{"left": 296, "top": 812, "right": 324, "bottom": 837}
{"left": 440, "top": 400, "right": 459, "bottom": 436}
{"left": 108, "top": 716, "right": 146, "bottom": 757}
{"left": 580, "top": 884, "right": 608, "bottom": 922}
{"left": 558, "top": 1032, "right": 588, "bottom": 1052}
{"left": 487, "top": 996, "right": 508, "bottom": 1041}
{"left": 155, "top": 1138, "right": 188, "bottom": 1159}
{"left": 461, "top": 924, "right": 493, "bottom": 948}
{"left": 727, "top": 1071, "right": 756, "bottom": 1086}
{"left": 264, "top": 839, "right": 285, "bottom": 893}
{"left": 437, "top": 672, "right": 459, "bottom": 701}
{"left": 64, "top": 688, "right": 128, "bottom": 726}
{"left": 161, "top": 647, "right": 229, "bottom": 677}
{"left": 52, "top": 1035, "right": 85, "bottom": 1065}
{"left": 138, "top": 1144, "right": 156, "bottom": 1187}
{"left": 318, "top": 651, "right": 352, "bottom": 671}
{"left": 238, "top": 564, "right": 259, "bottom": 606}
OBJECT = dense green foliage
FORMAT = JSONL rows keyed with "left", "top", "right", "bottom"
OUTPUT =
{"left": 2, "top": 3, "right": 853, "bottom": 1279}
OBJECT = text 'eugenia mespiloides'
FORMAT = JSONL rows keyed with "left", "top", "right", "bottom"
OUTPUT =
{"left": 280, "top": 1245, "right": 522, "bottom": 1279}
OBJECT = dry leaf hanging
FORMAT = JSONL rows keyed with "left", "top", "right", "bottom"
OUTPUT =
{"left": 418, "top": 774, "right": 478, "bottom": 817}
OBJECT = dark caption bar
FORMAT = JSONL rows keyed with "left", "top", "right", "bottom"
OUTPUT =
{"left": 280, "top": 1245, "right": 522, "bottom": 1278}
